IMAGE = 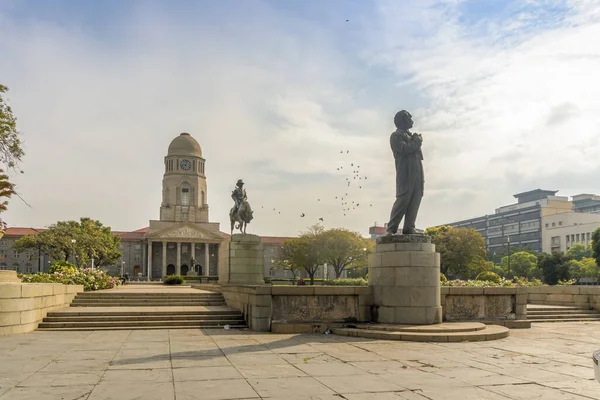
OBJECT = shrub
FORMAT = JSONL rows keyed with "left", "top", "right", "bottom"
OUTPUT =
{"left": 440, "top": 273, "right": 447, "bottom": 283}
{"left": 264, "top": 276, "right": 272, "bottom": 284}
{"left": 48, "top": 260, "right": 78, "bottom": 275}
{"left": 164, "top": 275, "right": 186, "bottom": 285}
{"left": 476, "top": 271, "right": 501, "bottom": 283}
{"left": 324, "top": 278, "right": 368, "bottom": 286}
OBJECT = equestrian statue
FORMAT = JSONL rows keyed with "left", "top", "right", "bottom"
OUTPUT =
{"left": 229, "top": 179, "right": 254, "bottom": 234}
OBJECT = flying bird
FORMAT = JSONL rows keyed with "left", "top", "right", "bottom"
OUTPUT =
{"left": 300, "top": 213, "right": 305, "bottom": 217}
{"left": 319, "top": 217, "right": 324, "bottom": 221}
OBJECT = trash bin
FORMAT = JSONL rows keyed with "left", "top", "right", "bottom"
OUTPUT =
{"left": 594, "top": 350, "right": 600, "bottom": 383}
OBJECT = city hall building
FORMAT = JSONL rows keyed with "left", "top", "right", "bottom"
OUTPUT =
{"left": 0, "top": 133, "right": 293, "bottom": 279}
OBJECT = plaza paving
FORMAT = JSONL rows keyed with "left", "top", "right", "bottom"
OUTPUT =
{"left": 0, "top": 321, "right": 599, "bottom": 399}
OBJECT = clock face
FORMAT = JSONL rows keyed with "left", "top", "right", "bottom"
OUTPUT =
{"left": 180, "top": 160, "right": 192, "bottom": 171}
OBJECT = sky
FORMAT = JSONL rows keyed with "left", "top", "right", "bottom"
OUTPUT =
{"left": 1, "top": 0, "right": 600, "bottom": 237}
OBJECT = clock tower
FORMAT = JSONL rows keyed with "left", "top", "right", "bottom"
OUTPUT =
{"left": 159, "top": 133, "right": 209, "bottom": 223}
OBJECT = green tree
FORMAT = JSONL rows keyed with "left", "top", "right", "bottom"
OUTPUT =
{"left": 0, "top": 84, "right": 25, "bottom": 226}
{"left": 429, "top": 227, "right": 487, "bottom": 279}
{"left": 13, "top": 218, "right": 122, "bottom": 267}
{"left": 592, "top": 227, "right": 600, "bottom": 266}
{"left": 272, "top": 240, "right": 302, "bottom": 283}
{"left": 566, "top": 243, "right": 593, "bottom": 261}
{"left": 501, "top": 251, "right": 539, "bottom": 279}
{"left": 318, "top": 228, "right": 370, "bottom": 278}
{"left": 568, "top": 257, "right": 599, "bottom": 280}
{"left": 276, "top": 226, "right": 324, "bottom": 285}
{"left": 537, "top": 252, "right": 571, "bottom": 285}
{"left": 424, "top": 225, "right": 451, "bottom": 242}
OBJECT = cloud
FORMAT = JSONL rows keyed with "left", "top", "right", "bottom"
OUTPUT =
{"left": 1, "top": 0, "right": 600, "bottom": 237}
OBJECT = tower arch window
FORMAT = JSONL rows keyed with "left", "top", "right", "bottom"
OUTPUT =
{"left": 181, "top": 183, "right": 190, "bottom": 206}
{"left": 201, "top": 191, "right": 205, "bottom": 206}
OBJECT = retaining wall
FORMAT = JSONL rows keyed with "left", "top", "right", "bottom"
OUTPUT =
{"left": 219, "top": 285, "right": 372, "bottom": 332}
{"left": 441, "top": 286, "right": 527, "bottom": 321}
{"left": 527, "top": 286, "right": 600, "bottom": 310}
{"left": 0, "top": 283, "right": 84, "bottom": 335}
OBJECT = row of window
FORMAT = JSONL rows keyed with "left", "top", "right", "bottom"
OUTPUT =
{"left": 545, "top": 221, "right": 563, "bottom": 228}
{"left": 566, "top": 232, "right": 592, "bottom": 244}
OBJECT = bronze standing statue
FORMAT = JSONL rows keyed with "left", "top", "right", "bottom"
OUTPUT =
{"left": 229, "top": 179, "right": 254, "bottom": 234}
{"left": 386, "top": 110, "right": 424, "bottom": 235}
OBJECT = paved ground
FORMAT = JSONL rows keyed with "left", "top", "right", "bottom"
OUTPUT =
{"left": 0, "top": 322, "right": 599, "bottom": 400}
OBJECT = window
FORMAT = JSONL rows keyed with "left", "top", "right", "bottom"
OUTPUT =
{"left": 587, "top": 232, "right": 591, "bottom": 241}
{"left": 182, "top": 212, "right": 188, "bottom": 221}
{"left": 552, "top": 222, "right": 555, "bottom": 227}
{"left": 133, "top": 254, "right": 141, "bottom": 262}
{"left": 566, "top": 235, "right": 570, "bottom": 243}
{"left": 559, "top": 221, "right": 563, "bottom": 226}
{"left": 134, "top": 244, "right": 141, "bottom": 250}
{"left": 181, "top": 184, "right": 190, "bottom": 206}
{"left": 545, "top": 223, "right": 549, "bottom": 228}
{"left": 571, "top": 234, "right": 575, "bottom": 242}
{"left": 13, "top": 251, "right": 19, "bottom": 259}
{"left": 576, "top": 234, "right": 580, "bottom": 242}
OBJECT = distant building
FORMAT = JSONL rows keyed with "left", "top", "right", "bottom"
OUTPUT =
{"left": 0, "top": 133, "right": 296, "bottom": 279}
{"left": 369, "top": 223, "right": 388, "bottom": 239}
{"left": 437, "top": 189, "right": 600, "bottom": 255}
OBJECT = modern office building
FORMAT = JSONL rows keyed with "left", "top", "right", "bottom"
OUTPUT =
{"left": 438, "top": 189, "right": 600, "bottom": 255}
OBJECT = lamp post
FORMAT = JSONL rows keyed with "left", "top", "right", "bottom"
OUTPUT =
{"left": 70, "top": 239, "right": 76, "bottom": 266}
{"left": 507, "top": 236, "right": 511, "bottom": 278}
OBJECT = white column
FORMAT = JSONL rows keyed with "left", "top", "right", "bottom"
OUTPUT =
{"left": 176, "top": 242, "right": 181, "bottom": 275}
{"left": 147, "top": 241, "right": 153, "bottom": 281}
{"left": 204, "top": 243, "right": 210, "bottom": 276}
{"left": 162, "top": 242, "right": 167, "bottom": 277}
{"left": 191, "top": 243, "right": 196, "bottom": 273}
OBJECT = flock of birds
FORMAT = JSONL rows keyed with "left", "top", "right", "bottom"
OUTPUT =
{"left": 259, "top": 149, "right": 373, "bottom": 225}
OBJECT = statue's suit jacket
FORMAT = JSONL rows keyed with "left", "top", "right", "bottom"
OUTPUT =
{"left": 390, "top": 129, "right": 424, "bottom": 197}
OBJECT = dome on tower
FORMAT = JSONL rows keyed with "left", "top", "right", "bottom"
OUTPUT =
{"left": 167, "top": 133, "right": 202, "bottom": 157}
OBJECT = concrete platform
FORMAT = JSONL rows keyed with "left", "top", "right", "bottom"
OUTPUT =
{"left": 1, "top": 322, "right": 599, "bottom": 399}
{"left": 333, "top": 322, "right": 509, "bottom": 342}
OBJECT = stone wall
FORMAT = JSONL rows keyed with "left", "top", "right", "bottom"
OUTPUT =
{"left": 528, "top": 286, "right": 600, "bottom": 310}
{"left": 219, "top": 285, "right": 372, "bottom": 332}
{"left": 0, "top": 283, "right": 84, "bottom": 335}
{"left": 441, "top": 287, "right": 527, "bottom": 321}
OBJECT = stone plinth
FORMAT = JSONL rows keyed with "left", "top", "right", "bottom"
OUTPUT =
{"left": 0, "top": 270, "right": 20, "bottom": 283}
{"left": 369, "top": 234, "right": 442, "bottom": 325}
{"left": 228, "top": 234, "right": 264, "bottom": 285}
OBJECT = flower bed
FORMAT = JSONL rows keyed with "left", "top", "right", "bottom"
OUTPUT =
{"left": 18, "top": 267, "right": 120, "bottom": 291}
{"left": 442, "top": 277, "right": 544, "bottom": 287}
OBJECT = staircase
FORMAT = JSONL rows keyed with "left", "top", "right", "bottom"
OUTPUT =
{"left": 37, "top": 287, "right": 247, "bottom": 331}
{"left": 528, "top": 304, "right": 600, "bottom": 323}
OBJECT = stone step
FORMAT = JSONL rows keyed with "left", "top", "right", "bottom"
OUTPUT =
{"left": 70, "top": 302, "right": 225, "bottom": 307}
{"left": 528, "top": 309, "right": 598, "bottom": 315}
{"left": 38, "top": 319, "right": 245, "bottom": 329}
{"left": 77, "top": 292, "right": 223, "bottom": 298}
{"left": 530, "top": 318, "right": 600, "bottom": 323}
{"left": 71, "top": 299, "right": 224, "bottom": 304}
{"left": 37, "top": 325, "right": 248, "bottom": 331}
{"left": 332, "top": 324, "right": 509, "bottom": 342}
{"left": 528, "top": 314, "right": 600, "bottom": 320}
{"left": 43, "top": 314, "right": 245, "bottom": 322}
{"left": 46, "top": 310, "right": 240, "bottom": 317}
{"left": 527, "top": 306, "right": 591, "bottom": 311}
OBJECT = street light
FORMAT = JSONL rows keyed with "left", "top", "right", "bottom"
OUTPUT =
{"left": 507, "top": 236, "right": 511, "bottom": 278}
{"left": 70, "top": 239, "right": 76, "bottom": 266}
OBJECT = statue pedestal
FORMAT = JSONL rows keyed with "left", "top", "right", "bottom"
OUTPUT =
{"left": 228, "top": 234, "right": 264, "bottom": 285}
{"left": 369, "top": 234, "right": 442, "bottom": 325}
{"left": 0, "top": 270, "right": 20, "bottom": 283}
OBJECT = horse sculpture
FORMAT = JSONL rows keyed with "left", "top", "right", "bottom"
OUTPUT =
{"left": 230, "top": 200, "right": 253, "bottom": 235}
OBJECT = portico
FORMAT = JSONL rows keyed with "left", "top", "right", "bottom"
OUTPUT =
{"left": 146, "top": 222, "right": 226, "bottom": 279}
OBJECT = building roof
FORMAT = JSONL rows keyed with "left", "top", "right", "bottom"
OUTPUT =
{"left": 513, "top": 189, "right": 558, "bottom": 203}
{"left": 4, "top": 227, "right": 46, "bottom": 236}
{"left": 167, "top": 133, "right": 202, "bottom": 158}
{"left": 261, "top": 236, "right": 295, "bottom": 245}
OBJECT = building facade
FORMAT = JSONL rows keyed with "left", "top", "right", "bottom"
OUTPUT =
{"left": 438, "top": 189, "right": 600, "bottom": 255}
{"left": 0, "top": 133, "right": 294, "bottom": 279}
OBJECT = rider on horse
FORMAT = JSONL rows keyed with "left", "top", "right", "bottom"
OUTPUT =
{"left": 231, "top": 179, "right": 247, "bottom": 220}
